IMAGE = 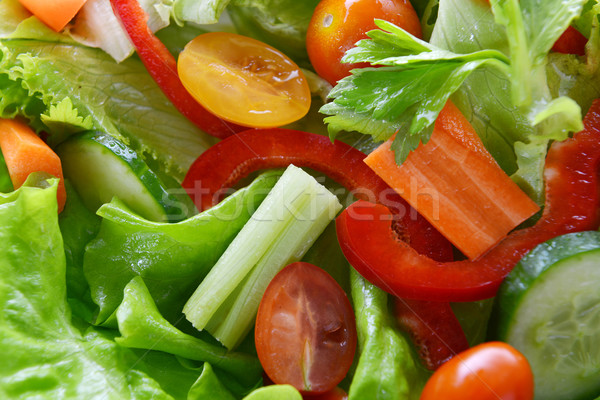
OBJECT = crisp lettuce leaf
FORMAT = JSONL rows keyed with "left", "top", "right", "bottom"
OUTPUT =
{"left": 0, "top": 177, "right": 207, "bottom": 399}
{"left": 0, "top": 149, "right": 12, "bottom": 193}
{"left": 0, "top": 20, "right": 216, "bottom": 180}
{"left": 84, "top": 171, "right": 281, "bottom": 326}
{"left": 116, "top": 277, "right": 262, "bottom": 388}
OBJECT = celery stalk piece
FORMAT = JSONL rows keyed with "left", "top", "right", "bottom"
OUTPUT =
{"left": 183, "top": 165, "right": 342, "bottom": 349}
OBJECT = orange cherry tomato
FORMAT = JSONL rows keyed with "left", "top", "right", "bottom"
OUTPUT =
{"left": 255, "top": 262, "right": 357, "bottom": 394}
{"left": 177, "top": 32, "right": 311, "bottom": 128}
{"left": 306, "top": 0, "right": 422, "bottom": 86}
{"left": 420, "top": 341, "right": 534, "bottom": 400}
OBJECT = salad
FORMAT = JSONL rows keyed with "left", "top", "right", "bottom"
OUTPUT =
{"left": 1, "top": 0, "right": 600, "bottom": 399}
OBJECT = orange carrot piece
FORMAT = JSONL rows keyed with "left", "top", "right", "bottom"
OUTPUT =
{"left": 18, "top": 0, "right": 87, "bottom": 32}
{"left": 0, "top": 119, "right": 66, "bottom": 212}
{"left": 364, "top": 101, "right": 539, "bottom": 259}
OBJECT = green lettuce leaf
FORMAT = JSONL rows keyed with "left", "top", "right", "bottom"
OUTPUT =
{"left": 0, "top": 176, "right": 208, "bottom": 399}
{"left": 348, "top": 268, "right": 428, "bottom": 400}
{"left": 116, "top": 277, "right": 263, "bottom": 388}
{"left": 84, "top": 170, "right": 281, "bottom": 326}
{"left": 0, "top": 149, "right": 12, "bottom": 193}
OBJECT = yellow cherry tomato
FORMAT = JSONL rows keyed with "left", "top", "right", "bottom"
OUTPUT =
{"left": 178, "top": 32, "right": 311, "bottom": 128}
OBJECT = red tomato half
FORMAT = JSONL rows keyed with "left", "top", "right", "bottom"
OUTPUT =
{"left": 306, "top": 0, "right": 422, "bottom": 85}
{"left": 420, "top": 342, "right": 534, "bottom": 400}
{"left": 255, "top": 262, "right": 357, "bottom": 394}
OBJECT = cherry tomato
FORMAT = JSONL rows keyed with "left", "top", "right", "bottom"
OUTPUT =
{"left": 420, "top": 342, "right": 534, "bottom": 400}
{"left": 306, "top": 0, "right": 422, "bottom": 85}
{"left": 255, "top": 262, "right": 357, "bottom": 394}
{"left": 178, "top": 32, "right": 311, "bottom": 128}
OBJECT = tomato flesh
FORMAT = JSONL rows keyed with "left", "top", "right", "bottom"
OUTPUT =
{"left": 420, "top": 342, "right": 534, "bottom": 400}
{"left": 178, "top": 32, "right": 311, "bottom": 128}
{"left": 255, "top": 262, "right": 357, "bottom": 394}
{"left": 307, "top": 0, "right": 422, "bottom": 85}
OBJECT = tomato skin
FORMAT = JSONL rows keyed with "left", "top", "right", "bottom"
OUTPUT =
{"left": 306, "top": 0, "right": 422, "bottom": 85}
{"left": 420, "top": 342, "right": 534, "bottom": 400}
{"left": 255, "top": 262, "right": 357, "bottom": 394}
{"left": 304, "top": 387, "right": 348, "bottom": 400}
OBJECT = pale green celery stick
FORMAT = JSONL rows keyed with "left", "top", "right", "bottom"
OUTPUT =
{"left": 213, "top": 181, "right": 340, "bottom": 348}
{"left": 183, "top": 165, "right": 342, "bottom": 349}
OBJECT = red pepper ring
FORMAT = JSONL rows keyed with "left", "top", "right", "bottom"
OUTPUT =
{"left": 336, "top": 99, "right": 600, "bottom": 302}
{"left": 110, "top": 0, "right": 246, "bottom": 139}
{"left": 182, "top": 128, "right": 453, "bottom": 260}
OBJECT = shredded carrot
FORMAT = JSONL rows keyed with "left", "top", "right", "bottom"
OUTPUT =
{"left": 18, "top": 0, "right": 87, "bottom": 32}
{"left": 0, "top": 118, "right": 66, "bottom": 212}
{"left": 364, "top": 101, "right": 540, "bottom": 259}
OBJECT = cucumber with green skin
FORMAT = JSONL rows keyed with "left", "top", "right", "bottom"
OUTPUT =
{"left": 57, "top": 131, "right": 182, "bottom": 222}
{"left": 492, "top": 231, "right": 600, "bottom": 400}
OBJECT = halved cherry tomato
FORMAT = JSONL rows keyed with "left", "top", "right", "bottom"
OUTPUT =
{"left": 306, "top": 0, "right": 422, "bottom": 85}
{"left": 178, "top": 32, "right": 311, "bottom": 128}
{"left": 110, "top": 0, "right": 246, "bottom": 139}
{"left": 255, "top": 262, "right": 357, "bottom": 394}
{"left": 420, "top": 342, "right": 534, "bottom": 400}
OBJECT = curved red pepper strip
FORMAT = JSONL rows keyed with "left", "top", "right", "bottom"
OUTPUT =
{"left": 182, "top": 127, "right": 468, "bottom": 368}
{"left": 336, "top": 100, "right": 600, "bottom": 302}
{"left": 110, "top": 0, "right": 246, "bottom": 139}
{"left": 394, "top": 298, "right": 469, "bottom": 370}
{"left": 182, "top": 127, "right": 453, "bottom": 261}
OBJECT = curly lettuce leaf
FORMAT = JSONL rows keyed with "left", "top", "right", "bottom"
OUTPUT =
{"left": 0, "top": 10, "right": 216, "bottom": 181}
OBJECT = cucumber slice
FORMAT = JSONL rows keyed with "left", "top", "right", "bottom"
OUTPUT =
{"left": 493, "top": 231, "right": 600, "bottom": 400}
{"left": 57, "top": 131, "right": 180, "bottom": 222}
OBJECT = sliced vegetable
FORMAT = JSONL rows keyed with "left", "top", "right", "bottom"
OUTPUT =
{"left": 306, "top": 0, "right": 422, "bottom": 85}
{"left": 18, "top": 0, "right": 86, "bottom": 31}
{"left": 493, "top": 231, "right": 600, "bottom": 400}
{"left": 336, "top": 98, "right": 600, "bottom": 302}
{"left": 109, "top": 0, "right": 246, "bottom": 139}
{"left": 178, "top": 32, "right": 311, "bottom": 128}
{"left": 57, "top": 131, "right": 179, "bottom": 222}
{"left": 0, "top": 118, "right": 66, "bottom": 211}
{"left": 364, "top": 101, "right": 540, "bottom": 259}
{"left": 183, "top": 165, "right": 342, "bottom": 349}
{"left": 419, "top": 342, "right": 534, "bottom": 400}
{"left": 552, "top": 25, "right": 588, "bottom": 56}
{"left": 182, "top": 128, "right": 453, "bottom": 262}
{"left": 394, "top": 298, "right": 469, "bottom": 370}
{"left": 255, "top": 262, "right": 356, "bottom": 394}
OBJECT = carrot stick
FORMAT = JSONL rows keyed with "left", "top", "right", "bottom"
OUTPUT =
{"left": 364, "top": 101, "right": 539, "bottom": 259}
{"left": 0, "top": 119, "right": 66, "bottom": 212}
{"left": 18, "top": 0, "right": 87, "bottom": 32}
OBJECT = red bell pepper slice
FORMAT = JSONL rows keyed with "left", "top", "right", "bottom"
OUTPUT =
{"left": 336, "top": 99, "right": 600, "bottom": 302}
{"left": 182, "top": 127, "right": 453, "bottom": 260}
{"left": 394, "top": 298, "right": 469, "bottom": 370}
{"left": 110, "top": 0, "right": 245, "bottom": 139}
{"left": 552, "top": 26, "right": 587, "bottom": 56}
